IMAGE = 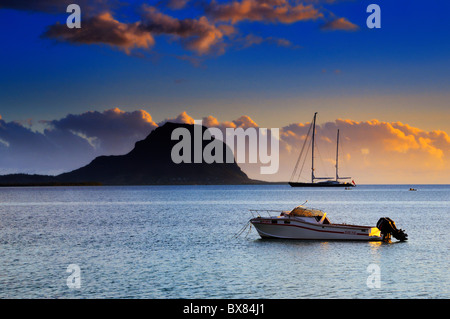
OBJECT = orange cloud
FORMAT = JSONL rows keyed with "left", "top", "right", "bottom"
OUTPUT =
{"left": 278, "top": 118, "right": 450, "bottom": 184}
{"left": 15, "top": 0, "right": 361, "bottom": 57}
{"left": 43, "top": 6, "right": 235, "bottom": 56}
{"left": 159, "top": 112, "right": 259, "bottom": 130}
{"left": 158, "top": 111, "right": 196, "bottom": 125}
{"left": 162, "top": 114, "right": 449, "bottom": 182}
{"left": 206, "top": 0, "right": 323, "bottom": 24}
{"left": 178, "top": 114, "right": 450, "bottom": 183}
{"left": 320, "top": 17, "right": 359, "bottom": 31}
{"left": 233, "top": 115, "right": 259, "bottom": 128}
{"left": 174, "top": 114, "right": 449, "bottom": 183}
{"left": 202, "top": 115, "right": 221, "bottom": 127}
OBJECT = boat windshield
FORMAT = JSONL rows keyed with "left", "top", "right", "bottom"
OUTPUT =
{"left": 288, "top": 206, "right": 325, "bottom": 217}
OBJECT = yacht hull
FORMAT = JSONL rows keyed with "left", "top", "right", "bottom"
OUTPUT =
{"left": 289, "top": 182, "right": 354, "bottom": 187}
{"left": 250, "top": 217, "right": 382, "bottom": 241}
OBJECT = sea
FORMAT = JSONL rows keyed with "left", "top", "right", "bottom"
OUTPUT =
{"left": 0, "top": 184, "right": 448, "bottom": 299}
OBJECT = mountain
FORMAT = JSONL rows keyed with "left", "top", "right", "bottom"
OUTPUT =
{"left": 0, "top": 122, "right": 257, "bottom": 185}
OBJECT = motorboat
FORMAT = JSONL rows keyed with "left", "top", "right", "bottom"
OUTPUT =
{"left": 249, "top": 205, "right": 407, "bottom": 242}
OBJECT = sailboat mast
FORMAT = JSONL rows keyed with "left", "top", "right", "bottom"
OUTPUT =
{"left": 336, "top": 129, "right": 339, "bottom": 181}
{"left": 311, "top": 112, "right": 317, "bottom": 183}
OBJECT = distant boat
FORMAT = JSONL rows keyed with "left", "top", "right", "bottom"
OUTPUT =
{"left": 289, "top": 112, "right": 355, "bottom": 187}
{"left": 409, "top": 188, "right": 417, "bottom": 191}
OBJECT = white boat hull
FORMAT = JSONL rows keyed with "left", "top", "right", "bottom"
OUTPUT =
{"left": 251, "top": 217, "right": 382, "bottom": 241}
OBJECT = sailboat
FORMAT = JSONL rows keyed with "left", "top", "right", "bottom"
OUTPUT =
{"left": 289, "top": 112, "right": 355, "bottom": 187}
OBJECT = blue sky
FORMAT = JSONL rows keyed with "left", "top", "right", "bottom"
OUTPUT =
{"left": 1, "top": 0, "right": 449, "bottom": 130}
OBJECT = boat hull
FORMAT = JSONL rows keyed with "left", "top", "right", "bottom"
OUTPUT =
{"left": 250, "top": 217, "right": 382, "bottom": 241}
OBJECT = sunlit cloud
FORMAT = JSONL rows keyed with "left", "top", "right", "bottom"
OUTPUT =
{"left": 1, "top": 110, "right": 448, "bottom": 183}
{"left": 1, "top": 0, "right": 360, "bottom": 58}
{"left": 320, "top": 17, "right": 359, "bottom": 31}
{"left": 155, "top": 112, "right": 450, "bottom": 183}
{"left": 205, "top": 0, "right": 323, "bottom": 24}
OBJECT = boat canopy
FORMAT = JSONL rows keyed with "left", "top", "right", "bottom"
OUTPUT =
{"left": 288, "top": 206, "right": 325, "bottom": 217}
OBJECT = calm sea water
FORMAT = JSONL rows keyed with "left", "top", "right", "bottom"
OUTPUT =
{"left": 0, "top": 185, "right": 448, "bottom": 299}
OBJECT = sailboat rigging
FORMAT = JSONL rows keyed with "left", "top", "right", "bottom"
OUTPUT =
{"left": 289, "top": 112, "right": 355, "bottom": 187}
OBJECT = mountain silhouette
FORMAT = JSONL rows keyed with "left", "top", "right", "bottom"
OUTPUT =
{"left": 0, "top": 122, "right": 257, "bottom": 186}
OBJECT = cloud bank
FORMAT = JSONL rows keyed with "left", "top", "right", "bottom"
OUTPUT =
{"left": 3, "top": 0, "right": 358, "bottom": 56}
{"left": 0, "top": 108, "right": 157, "bottom": 175}
{"left": 1, "top": 109, "right": 449, "bottom": 183}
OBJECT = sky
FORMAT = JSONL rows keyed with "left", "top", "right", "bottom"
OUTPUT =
{"left": 0, "top": 0, "right": 449, "bottom": 183}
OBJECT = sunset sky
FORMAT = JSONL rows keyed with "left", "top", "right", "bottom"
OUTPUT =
{"left": 0, "top": 0, "right": 449, "bottom": 183}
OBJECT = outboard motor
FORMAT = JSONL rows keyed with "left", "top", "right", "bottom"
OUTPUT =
{"left": 376, "top": 217, "right": 408, "bottom": 242}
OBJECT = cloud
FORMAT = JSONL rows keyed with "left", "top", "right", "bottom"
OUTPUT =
{"left": 1, "top": 0, "right": 82, "bottom": 13}
{"left": 159, "top": 112, "right": 447, "bottom": 183}
{"left": 159, "top": 112, "right": 260, "bottom": 129}
{"left": 42, "top": 12, "right": 155, "bottom": 54}
{"left": 205, "top": 0, "right": 323, "bottom": 24}
{"left": 141, "top": 6, "right": 235, "bottom": 55}
{"left": 0, "top": 117, "right": 93, "bottom": 175}
{"left": 0, "top": 108, "right": 158, "bottom": 175}
{"left": 157, "top": 111, "right": 259, "bottom": 129}
{"left": 0, "top": 0, "right": 116, "bottom": 16}
{"left": 47, "top": 108, "right": 158, "bottom": 154}
{"left": 280, "top": 118, "right": 450, "bottom": 183}
{"left": 232, "top": 115, "right": 259, "bottom": 128}
{"left": 5, "top": 0, "right": 358, "bottom": 57}
{"left": 164, "top": 0, "right": 190, "bottom": 10}
{"left": 0, "top": 0, "right": 68, "bottom": 13}
{"left": 2, "top": 110, "right": 448, "bottom": 183}
{"left": 42, "top": 6, "right": 237, "bottom": 56}
{"left": 237, "top": 34, "right": 297, "bottom": 49}
{"left": 320, "top": 17, "right": 359, "bottom": 31}
{"left": 158, "top": 111, "right": 196, "bottom": 125}
{"left": 329, "top": 119, "right": 448, "bottom": 162}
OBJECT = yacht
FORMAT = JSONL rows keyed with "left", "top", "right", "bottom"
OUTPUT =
{"left": 289, "top": 112, "right": 355, "bottom": 187}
